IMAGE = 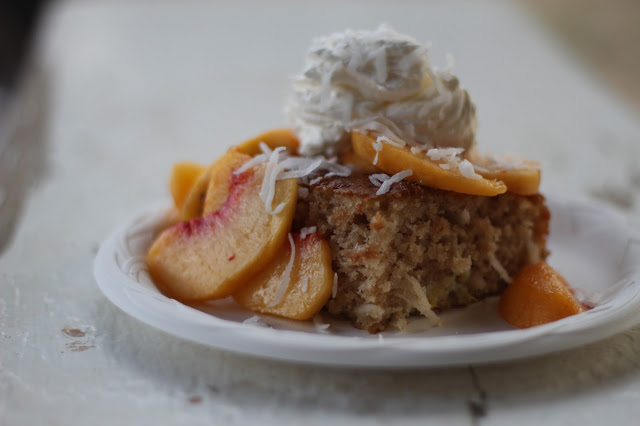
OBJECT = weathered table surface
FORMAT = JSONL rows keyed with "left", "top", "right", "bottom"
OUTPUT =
{"left": 2, "top": 1, "right": 640, "bottom": 425}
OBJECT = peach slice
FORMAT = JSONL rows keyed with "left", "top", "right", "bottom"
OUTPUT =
{"left": 233, "top": 128, "right": 300, "bottom": 156}
{"left": 351, "top": 131, "right": 507, "bottom": 196}
{"left": 147, "top": 161, "right": 298, "bottom": 302}
{"left": 499, "top": 262, "right": 586, "bottom": 329}
{"left": 339, "top": 148, "right": 380, "bottom": 174}
{"left": 169, "top": 162, "right": 206, "bottom": 210}
{"left": 180, "top": 165, "right": 213, "bottom": 221}
{"left": 233, "top": 233, "right": 334, "bottom": 320}
{"left": 469, "top": 153, "right": 541, "bottom": 195}
{"left": 202, "top": 151, "right": 253, "bottom": 216}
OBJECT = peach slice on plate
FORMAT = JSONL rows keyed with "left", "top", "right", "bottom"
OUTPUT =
{"left": 351, "top": 131, "right": 507, "bottom": 196}
{"left": 499, "top": 262, "right": 586, "bottom": 328}
{"left": 179, "top": 165, "right": 214, "bottom": 221}
{"left": 233, "top": 233, "right": 334, "bottom": 320}
{"left": 202, "top": 151, "right": 253, "bottom": 215}
{"left": 233, "top": 128, "right": 300, "bottom": 156}
{"left": 169, "top": 162, "right": 206, "bottom": 211}
{"left": 147, "top": 158, "right": 298, "bottom": 302}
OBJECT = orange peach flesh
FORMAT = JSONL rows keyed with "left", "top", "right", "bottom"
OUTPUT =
{"left": 147, "top": 163, "right": 298, "bottom": 302}
{"left": 339, "top": 148, "right": 380, "bottom": 174}
{"left": 233, "top": 233, "right": 334, "bottom": 320}
{"left": 180, "top": 165, "right": 213, "bottom": 221}
{"left": 203, "top": 151, "right": 252, "bottom": 216}
{"left": 351, "top": 131, "right": 507, "bottom": 196}
{"left": 169, "top": 162, "right": 206, "bottom": 211}
{"left": 499, "top": 262, "right": 586, "bottom": 328}
{"left": 468, "top": 152, "right": 541, "bottom": 196}
{"left": 233, "top": 128, "right": 300, "bottom": 156}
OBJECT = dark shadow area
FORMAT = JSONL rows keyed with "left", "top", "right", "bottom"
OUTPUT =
{"left": 0, "top": 65, "right": 51, "bottom": 255}
{"left": 0, "top": 0, "right": 48, "bottom": 88}
{"left": 0, "top": 0, "right": 51, "bottom": 255}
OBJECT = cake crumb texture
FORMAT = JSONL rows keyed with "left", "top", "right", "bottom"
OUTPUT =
{"left": 295, "top": 175, "right": 550, "bottom": 333}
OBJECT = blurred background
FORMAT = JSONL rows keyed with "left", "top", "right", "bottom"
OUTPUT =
{"left": 0, "top": 0, "right": 639, "bottom": 228}
{"left": 2, "top": 0, "right": 639, "bottom": 123}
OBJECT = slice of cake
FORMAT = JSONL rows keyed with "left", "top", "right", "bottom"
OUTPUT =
{"left": 295, "top": 175, "right": 549, "bottom": 332}
{"left": 146, "top": 25, "right": 564, "bottom": 333}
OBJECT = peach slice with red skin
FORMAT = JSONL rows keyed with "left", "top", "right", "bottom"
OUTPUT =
{"left": 232, "top": 128, "right": 300, "bottom": 156}
{"left": 233, "top": 233, "right": 334, "bottom": 320}
{"left": 499, "top": 262, "right": 586, "bottom": 328}
{"left": 351, "top": 131, "right": 507, "bottom": 196}
{"left": 203, "top": 151, "right": 252, "bottom": 215}
{"left": 178, "top": 129, "right": 299, "bottom": 221}
{"left": 147, "top": 160, "right": 298, "bottom": 302}
{"left": 169, "top": 162, "right": 206, "bottom": 211}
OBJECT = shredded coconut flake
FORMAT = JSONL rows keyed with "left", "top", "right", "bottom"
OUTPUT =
{"left": 332, "top": 272, "right": 338, "bottom": 298}
{"left": 372, "top": 138, "right": 384, "bottom": 165}
{"left": 427, "top": 147, "right": 463, "bottom": 161}
{"left": 488, "top": 251, "right": 512, "bottom": 283}
{"left": 458, "top": 159, "right": 481, "bottom": 180}
{"left": 300, "top": 226, "right": 317, "bottom": 239}
{"left": 312, "top": 314, "right": 330, "bottom": 333}
{"left": 319, "top": 160, "right": 351, "bottom": 176}
{"left": 233, "top": 153, "right": 268, "bottom": 175}
{"left": 300, "top": 276, "right": 309, "bottom": 293}
{"left": 369, "top": 173, "right": 389, "bottom": 187}
{"left": 260, "top": 147, "right": 287, "bottom": 215}
{"left": 438, "top": 163, "right": 454, "bottom": 171}
{"left": 268, "top": 233, "right": 296, "bottom": 307}
{"left": 426, "top": 147, "right": 481, "bottom": 179}
{"left": 242, "top": 315, "right": 270, "bottom": 327}
{"left": 237, "top": 144, "right": 353, "bottom": 214}
{"left": 278, "top": 158, "right": 323, "bottom": 180}
{"left": 356, "top": 303, "right": 385, "bottom": 318}
{"left": 376, "top": 169, "right": 413, "bottom": 195}
{"left": 259, "top": 141, "right": 273, "bottom": 155}
{"left": 297, "top": 186, "right": 309, "bottom": 199}
{"left": 406, "top": 276, "right": 440, "bottom": 325}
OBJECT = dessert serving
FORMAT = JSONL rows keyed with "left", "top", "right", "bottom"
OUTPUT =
{"left": 146, "top": 25, "right": 586, "bottom": 333}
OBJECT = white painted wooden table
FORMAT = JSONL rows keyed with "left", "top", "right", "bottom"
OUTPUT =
{"left": 2, "top": 1, "right": 640, "bottom": 424}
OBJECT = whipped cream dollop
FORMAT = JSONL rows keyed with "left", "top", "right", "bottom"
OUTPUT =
{"left": 286, "top": 25, "right": 477, "bottom": 156}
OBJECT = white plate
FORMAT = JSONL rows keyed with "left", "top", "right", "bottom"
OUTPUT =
{"left": 94, "top": 195, "right": 640, "bottom": 368}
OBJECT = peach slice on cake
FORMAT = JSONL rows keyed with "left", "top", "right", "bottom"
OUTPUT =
{"left": 339, "top": 148, "right": 380, "bottom": 174}
{"left": 169, "top": 162, "right": 206, "bottom": 211}
{"left": 468, "top": 152, "right": 541, "bottom": 196}
{"left": 232, "top": 128, "right": 300, "bottom": 156}
{"left": 351, "top": 131, "right": 507, "bottom": 196}
{"left": 233, "top": 233, "right": 334, "bottom": 320}
{"left": 499, "top": 262, "right": 586, "bottom": 328}
{"left": 146, "top": 155, "right": 298, "bottom": 302}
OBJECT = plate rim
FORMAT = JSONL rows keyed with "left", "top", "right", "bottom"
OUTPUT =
{"left": 93, "top": 194, "right": 640, "bottom": 368}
